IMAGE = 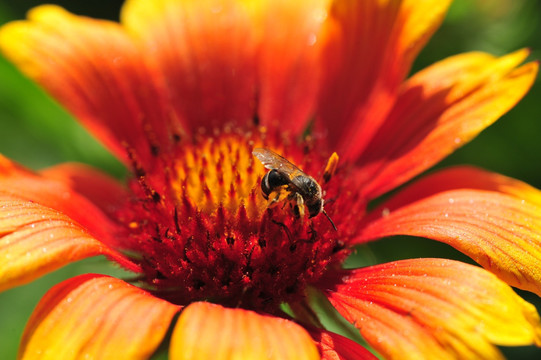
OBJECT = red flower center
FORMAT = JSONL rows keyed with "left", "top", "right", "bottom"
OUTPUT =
{"left": 116, "top": 126, "right": 365, "bottom": 312}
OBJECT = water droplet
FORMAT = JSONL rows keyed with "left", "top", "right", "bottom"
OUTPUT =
{"left": 67, "top": 297, "right": 73, "bottom": 303}
{"left": 313, "top": 8, "right": 327, "bottom": 22}
{"left": 382, "top": 208, "right": 390, "bottom": 217}
{"left": 112, "top": 57, "right": 124, "bottom": 65}
{"left": 454, "top": 137, "right": 462, "bottom": 145}
{"left": 307, "top": 33, "right": 317, "bottom": 46}
{"left": 448, "top": 198, "right": 455, "bottom": 204}
{"left": 211, "top": 4, "right": 223, "bottom": 13}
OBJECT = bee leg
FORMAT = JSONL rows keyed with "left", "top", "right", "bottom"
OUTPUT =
{"left": 266, "top": 192, "right": 280, "bottom": 208}
{"left": 267, "top": 189, "right": 286, "bottom": 208}
{"left": 293, "top": 193, "right": 305, "bottom": 219}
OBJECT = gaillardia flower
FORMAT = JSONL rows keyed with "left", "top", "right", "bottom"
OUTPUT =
{"left": 0, "top": 0, "right": 540, "bottom": 359}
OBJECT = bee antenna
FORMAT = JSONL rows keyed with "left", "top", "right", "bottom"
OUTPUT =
{"left": 322, "top": 210, "right": 337, "bottom": 231}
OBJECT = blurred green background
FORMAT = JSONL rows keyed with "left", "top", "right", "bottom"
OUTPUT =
{"left": 0, "top": 0, "right": 540, "bottom": 359}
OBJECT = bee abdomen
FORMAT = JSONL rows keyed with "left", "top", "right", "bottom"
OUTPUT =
{"left": 261, "top": 169, "right": 290, "bottom": 199}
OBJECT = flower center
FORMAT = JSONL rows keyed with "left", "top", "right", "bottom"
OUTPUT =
{"left": 117, "top": 127, "right": 363, "bottom": 312}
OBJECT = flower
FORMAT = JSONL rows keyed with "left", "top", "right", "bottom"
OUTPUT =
{"left": 0, "top": 0, "right": 540, "bottom": 359}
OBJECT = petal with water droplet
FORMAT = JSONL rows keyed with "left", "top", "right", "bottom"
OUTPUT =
{"left": 19, "top": 274, "right": 179, "bottom": 360}
{"left": 325, "top": 259, "right": 541, "bottom": 359}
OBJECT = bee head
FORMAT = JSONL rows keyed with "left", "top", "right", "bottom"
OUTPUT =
{"left": 307, "top": 198, "right": 323, "bottom": 218}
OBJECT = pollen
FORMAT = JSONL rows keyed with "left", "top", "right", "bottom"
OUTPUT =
{"left": 171, "top": 131, "right": 267, "bottom": 217}
{"left": 116, "top": 127, "right": 362, "bottom": 312}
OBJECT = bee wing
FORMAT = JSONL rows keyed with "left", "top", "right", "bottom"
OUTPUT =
{"left": 252, "top": 148, "right": 306, "bottom": 180}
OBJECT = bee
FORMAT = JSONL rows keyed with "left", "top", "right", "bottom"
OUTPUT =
{"left": 252, "top": 148, "right": 337, "bottom": 230}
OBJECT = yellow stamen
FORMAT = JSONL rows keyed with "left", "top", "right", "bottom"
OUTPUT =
{"left": 323, "top": 152, "right": 339, "bottom": 183}
{"left": 172, "top": 133, "right": 274, "bottom": 217}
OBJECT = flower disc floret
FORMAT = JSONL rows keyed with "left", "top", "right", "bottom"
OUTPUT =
{"left": 117, "top": 127, "right": 360, "bottom": 311}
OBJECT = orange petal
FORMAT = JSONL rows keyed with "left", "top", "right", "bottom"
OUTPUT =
{"left": 317, "top": 0, "right": 452, "bottom": 158}
{"left": 0, "top": 197, "right": 136, "bottom": 292}
{"left": 355, "top": 50, "right": 539, "bottom": 198}
{"left": 0, "top": 156, "right": 139, "bottom": 291}
{"left": 255, "top": 0, "right": 330, "bottom": 133}
{"left": 311, "top": 329, "right": 377, "bottom": 360}
{"left": 19, "top": 274, "right": 180, "bottom": 360}
{"left": 170, "top": 302, "right": 319, "bottom": 360}
{"left": 358, "top": 187, "right": 541, "bottom": 297}
{"left": 0, "top": 155, "right": 124, "bottom": 248}
{"left": 40, "top": 162, "right": 128, "bottom": 216}
{"left": 122, "top": 0, "right": 330, "bottom": 134}
{"left": 122, "top": 0, "right": 259, "bottom": 132}
{"left": 0, "top": 5, "right": 175, "bottom": 167}
{"left": 366, "top": 165, "right": 541, "bottom": 209}
{"left": 325, "top": 259, "right": 541, "bottom": 360}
